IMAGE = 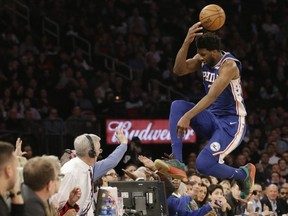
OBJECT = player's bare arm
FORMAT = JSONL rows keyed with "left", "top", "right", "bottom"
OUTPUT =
{"left": 173, "top": 22, "right": 203, "bottom": 76}
{"left": 177, "top": 60, "right": 239, "bottom": 137}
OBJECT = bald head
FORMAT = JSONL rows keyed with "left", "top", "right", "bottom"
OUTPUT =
{"left": 265, "top": 183, "right": 278, "bottom": 201}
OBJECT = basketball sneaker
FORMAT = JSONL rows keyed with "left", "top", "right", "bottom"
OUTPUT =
{"left": 154, "top": 159, "right": 187, "bottom": 181}
{"left": 239, "top": 163, "right": 256, "bottom": 199}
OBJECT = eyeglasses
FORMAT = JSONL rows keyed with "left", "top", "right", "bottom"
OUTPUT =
{"left": 252, "top": 190, "right": 262, "bottom": 195}
{"left": 105, "top": 173, "right": 118, "bottom": 178}
{"left": 280, "top": 192, "right": 288, "bottom": 195}
{"left": 56, "top": 173, "right": 65, "bottom": 181}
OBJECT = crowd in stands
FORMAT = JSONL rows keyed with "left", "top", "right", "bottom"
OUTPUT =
{"left": 0, "top": 0, "right": 288, "bottom": 215}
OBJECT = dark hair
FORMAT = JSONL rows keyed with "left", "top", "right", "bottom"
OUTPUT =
{"left": 197, "top": 183, "right": 209, "bottom": 207}
{"left": 196, "top": 32, "right": 221, "bottom": 51}
{"left": 131, "top": 137, "right": 142, "bottom": 147}
{"left": 199, "top": 174, "right": 212, "bottom": 185}
{"left": 208, "top": 184, "right": 223, "bottom": 195}
{"left": 23, "top": 157, "right": 56, "bottom": 191}
{"left": 0, "top": 141, "right": 14, "bottom": 170}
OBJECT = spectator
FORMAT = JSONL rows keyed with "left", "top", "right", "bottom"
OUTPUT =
{"left": 219, "top": 180, "right": 231, "bottom": 197}
{"left": 22, "top": 144, "right": 33, "bottom": 160}
{"left": 22, "top": 155, "right": 81, "bottom": 216}
{"left": 195, "top": 183, "right": 208, "bottom": 208}
{"left": 167, "top": 177, "right": 216, "bottom": 216}
{"left": 260, "top": 183, "right": 288, "bottom": 214}
{"left": 121, "top": 163, "right": 138, "bottom": 181}
{"left": 245, "top": 183, "right": 268, "bottom": 215}
{"left": 52, "top": 127, "right": 127, "bottom": 215}
{"left": 255, "top": 152, "right": 272, "bottom": 184}
{"left": 98, "top": 169, "right": 119, "bottom": 188}
{"left": 0, "top": 141, "right": 24, "bottom": 216}
{"left": 119, "top": 136, "right": 149, "bottom": 170}
{"left": 225, "top": 181, "right": 245, "bottom": 216}
{"left": 266, "top": 143, "right": 281, "bottom": 165}
{"left": 278, "top": 186, "right": 288, "bottom": 201}
{"left": 19, "top": 98, "right": 41, "bottom": 120}
{"left": 278, "top": 158, "right": 288, "bottom": 182}
{"left": 207, "top": 184, "right": 230, "bottom": 215}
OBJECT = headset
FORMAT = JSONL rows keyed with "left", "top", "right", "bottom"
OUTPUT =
{"left": 85, "top": 134, "right": 97, "bottom": 158}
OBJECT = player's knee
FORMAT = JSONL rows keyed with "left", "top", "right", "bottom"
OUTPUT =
{"left": 171, "top": 100, "right": 187, "bottom": 112}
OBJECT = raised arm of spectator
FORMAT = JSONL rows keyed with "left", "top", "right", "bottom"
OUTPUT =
{"left": 93, "top": 127, "right": 128, "bottom": 181}
{"left": 138, "top": 155, "right": 174, "bottom": 197}
{"left": 14, "top": 138, "right": 27, "bottom": 157}
{"left": 59, "top": 187, "right": 81, "bottom": 216}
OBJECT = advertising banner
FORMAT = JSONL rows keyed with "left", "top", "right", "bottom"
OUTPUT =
{"left": 106, "top": 119, "right": 196, "bottom": 144}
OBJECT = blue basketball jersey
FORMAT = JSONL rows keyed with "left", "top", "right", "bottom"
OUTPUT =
{"left": 201, "top": 51, "right": 247, "bottom": 117}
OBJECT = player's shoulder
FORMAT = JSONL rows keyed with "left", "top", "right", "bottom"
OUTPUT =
{"left": 220, "top": 52, "right": 239, "bottom": 68}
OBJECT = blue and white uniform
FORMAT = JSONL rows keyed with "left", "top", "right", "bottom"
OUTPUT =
{"left": 170, "top": 51, "right": 247, "bottom": 180}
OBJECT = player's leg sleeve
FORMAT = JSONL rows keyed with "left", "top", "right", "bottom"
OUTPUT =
{"left": 196, "top": 149, "right": 246, "bottom": 180}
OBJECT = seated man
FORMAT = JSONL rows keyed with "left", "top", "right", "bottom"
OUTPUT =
{"left": 260, "top": 183, "right": 288, "bottom": 215}
{"left": 0, "top": 141, "right": 24, "bottom": 216}
{"left": 22, "top": 155, "right": 81, "bottom": 216}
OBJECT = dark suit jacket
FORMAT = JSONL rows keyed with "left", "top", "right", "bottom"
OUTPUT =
{"left": 260, "top": 195, "right": 288, "bottom": 215}
{"left": 225, "top": 192, "right": 244, "bottom": 216}
{"left": 0, "top": 195, "right": 24, "bottom": 216}
{"left": 21, "top": 184, "right": 46, "bottom": 216}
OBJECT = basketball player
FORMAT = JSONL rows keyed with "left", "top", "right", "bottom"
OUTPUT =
{"left": 155, "top": 22, "right": 255, "bottom": 199}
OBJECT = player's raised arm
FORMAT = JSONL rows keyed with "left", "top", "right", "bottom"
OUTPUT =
{"left": 173, "top": 22, "right": 203, "bottom": 76}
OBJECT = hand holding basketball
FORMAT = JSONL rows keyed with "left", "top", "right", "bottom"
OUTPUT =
{"left": 199, "top": 4, "right": 226, "bottom": 31}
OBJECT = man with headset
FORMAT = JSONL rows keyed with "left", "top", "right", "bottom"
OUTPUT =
{"left": 52, "top": 127, "right": 128, "bottom": 216}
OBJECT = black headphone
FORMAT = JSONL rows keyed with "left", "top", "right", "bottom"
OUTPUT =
{"left": 85, "top": 134, "right": 97, "bottom": 158}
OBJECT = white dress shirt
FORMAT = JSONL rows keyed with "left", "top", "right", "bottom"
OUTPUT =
{"left": 51, "top": 157, "right": 94, "bottom": 216}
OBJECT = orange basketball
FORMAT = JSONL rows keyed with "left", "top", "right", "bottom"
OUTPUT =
{"left": 199, "top": 4, "right": 226, "bottom": 31}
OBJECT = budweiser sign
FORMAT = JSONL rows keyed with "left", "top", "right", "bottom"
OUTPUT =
{"left": 106, "top": 119, "right": 196, "bottom": 144}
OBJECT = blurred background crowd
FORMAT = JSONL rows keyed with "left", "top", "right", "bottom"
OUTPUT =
{"left": 0, "top": 0, "right": 288, "bottom": 196}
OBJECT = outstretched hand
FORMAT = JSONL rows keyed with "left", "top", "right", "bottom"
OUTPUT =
{"left": 68, "top": 187, "right": 81, "bottom": 206}
{"left": 138, "top": 155, "right": 156, "bottom": 171}
{"left": 15, "top": 137, "right": 27, "bottom": 156}
{"left": 114, "top": 127, "right": 128, "bottom": 144}
{"left": 122, "top": 168, "right": 137, "bottom": 181}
